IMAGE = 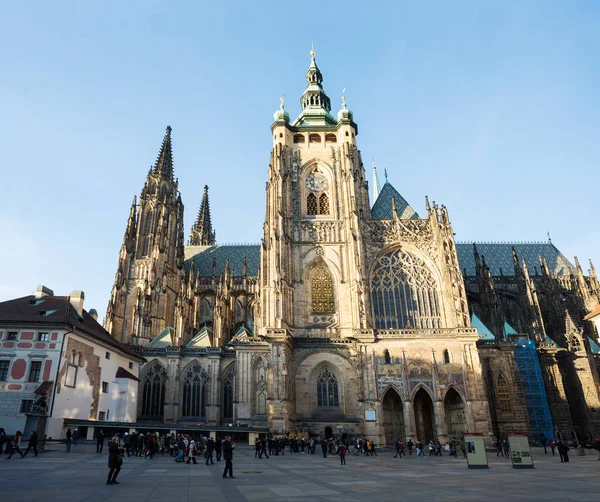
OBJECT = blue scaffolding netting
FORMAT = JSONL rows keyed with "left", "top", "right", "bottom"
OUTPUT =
{"left": 514, "top": 339, "right": 555, "bottom": 442}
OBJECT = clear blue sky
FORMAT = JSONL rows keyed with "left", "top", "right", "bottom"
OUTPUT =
{"left": 1, "top": 1, "right": 598, "bottom": 316}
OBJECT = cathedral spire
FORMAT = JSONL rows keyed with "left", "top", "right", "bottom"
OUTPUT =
{"left": 190, "top": 185, "right": 216, "bottom": 246}
{"left": 372, "top": 159, "right": 381, "bottom": 201}
{"left": 153, "top": 126, "right": 174, "bottom": 181}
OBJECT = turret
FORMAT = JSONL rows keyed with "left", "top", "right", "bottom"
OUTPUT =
{"left": 190, "top": 185, "right": 216, "bottom": 246}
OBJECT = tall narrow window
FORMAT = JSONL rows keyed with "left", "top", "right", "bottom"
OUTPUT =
{"left": 199, "top": 299, "right": 212, "bottom": 325}
{"left": 255, "top": 361, "right": 268, "bottom": 415}
{"left": 317, "top": 369, "right": 339, "bottom": 407}
{"left": 384, "top": 349, "right": 392, "bottom": 364}
{"left": 319, "top": 193, "right": 330, "bottom": 214}
{"left": 443, "top": 349, "right": 451, "bottom": 364}
{"left": 307, "top": 193, "right": 318, "bottom": 215}
{"left": 311, "top": 266, "right": 334, "bottom": 313}
{"left": 181, "top": 363, "right": 209, "bottom": 418}
{"left": 235, "top": 300, "right": 244, "bottom": 323}
{"left": 223, "top": 375, "right": 234, "bottom": 420}
{"left": 496, "top": 374, "right": 511, "bottom": 412}
{"left": 29, "top": 361, "right": 42, "bottom": 382}
{"left": 141, "top": 364, "right": 167, "bottom": 417}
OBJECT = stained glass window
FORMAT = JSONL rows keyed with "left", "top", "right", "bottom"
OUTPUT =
{"left": 311, "top": 266, "right": 334, "bottom": 313}
{"left": 223, "top": 375, "right": 234, "bottom": 419}
{"left": 307, "top": 193, "right": 318, "bottom": 215}
{"left": 370, "top": 248, "right": 441, "bottom": 329}
{"left": 181, "top": 364, "right": 208, "bottom": 418}
{"left": 496, "top": 374, "right": 511, "bottom": 412}
{"left": 141, "top": 364, "right": 167, "bottom": 417}
{"left": 317, "top": 369, "right": 339, "bottom": 407}
{"left": 319, "top": 193, "right": 330, "bottom": 214}
{"left": 199, "top": 299, "right": 212, "bottom": 324}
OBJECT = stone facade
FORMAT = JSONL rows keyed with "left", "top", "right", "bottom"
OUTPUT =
{"left": 104, "top": 53, "right": 600, "bottom": 445}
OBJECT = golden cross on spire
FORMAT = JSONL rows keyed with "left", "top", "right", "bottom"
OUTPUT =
{"left": 310, "top": 41, "right": 315, "bottom": 58}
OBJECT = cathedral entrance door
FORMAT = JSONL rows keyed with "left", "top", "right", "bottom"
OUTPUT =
{"left": 444, "top": 387, "right": 467, "bottom": 439}
{"left": 382, "top": 388, "right": 405, "bottom": 446}
{"left": 413, "top": 388, "right": 435, "bottom": 443}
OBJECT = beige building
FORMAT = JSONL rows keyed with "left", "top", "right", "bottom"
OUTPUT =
{"left": 104, "top": 52, "right": 600, "bottom": 445}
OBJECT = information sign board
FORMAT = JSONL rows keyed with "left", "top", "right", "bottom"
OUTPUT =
{"left": 508, "top": 433, "right": 534, "bottom": 469}
{"left": 464, "top": 433, "right": 488, "bottom": 469}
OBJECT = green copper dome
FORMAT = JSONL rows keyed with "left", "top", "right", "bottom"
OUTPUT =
{"left": 273, "top": 97, "right": 290, "bottom": 123}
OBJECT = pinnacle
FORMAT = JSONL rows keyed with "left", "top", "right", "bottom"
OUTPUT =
{"left": 190, "top": 185, "right": 216, "bottom": 246}
{"left": 153, "top": 126, "right": 174, "bottom": 181}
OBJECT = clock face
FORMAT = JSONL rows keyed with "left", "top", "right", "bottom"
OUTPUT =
{"left": 305, "top": 172, "right": 329, "bottom": 192}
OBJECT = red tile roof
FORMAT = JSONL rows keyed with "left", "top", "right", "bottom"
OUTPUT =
{"left": 584, "top": 304, "right": 600, "bottom": 321}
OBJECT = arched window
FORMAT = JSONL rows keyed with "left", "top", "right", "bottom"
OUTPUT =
{"left": 307, "top": 193, "right": 318, "bottom": 215}
{"left": 325, "top": 133, "right": 337, "bottom": 143}
{"left": 181, "top": 363, "right": 209, "bottom": 418}
{"left": 319, "top": 193, "right": 330, "bottom": 215}
{"left": 317, "top": 369, "right": 339, "bottom": 407}
{"left": 311, "top": 266, "right": 334, "bottom": 313}
{"left": 222, "top": 371, "right": 234, "bottom": 420}
{"left": 235, "top": 300, "right": 244, "bottom": 323}
{"left": 141, "top": 363, "right": 167, "bottom": 417}
{"left": 246, "top": 303, "right": 254, "bottom": 333}
{"left": 568, "top": 335, "right": 582, "bottom": 352}
{"left": 254, "top": 361, "right": 268, "bottom": 415}
{"left": 199, "top": 299, "right": 212, "bottom": 325}
{"left": 384, "top": 349, "right": 392, "bottom": 364}
{"left": 496, "top": 374, "right": 511, "bottom": 412}
{"left": 370, "top": 248, "right": 442, "bottom": 329}
{"left": 293, "top": 134, "right": 305, "bottom": 144}
{"left": 443, "top": 349, "right": 451, "bottom": 364}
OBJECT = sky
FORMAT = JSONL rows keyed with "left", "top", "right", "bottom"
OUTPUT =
{"left": 0, "top": 1, "right": 598, "bottom": 318}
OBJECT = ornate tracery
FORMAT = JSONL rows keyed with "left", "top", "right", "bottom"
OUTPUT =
{"left": 496, "top": 374, "right": 511, "bottom": 412}
{"left": 254, "top": 360, "right": 268, "bottom": 415}
{"left": 370, "top": 248, "right": 442, "bottom": 329}
{"left": 141, "top": 363, "right": 167, "bottom": 417}
{"left": 181, "top": 363, "right": 209, "bottom": 418}
{"left": 311, "top": 265, "right": 335, "bottom": 313}
{"left": 317, "top": 368, "right": 339, "bottom": 407}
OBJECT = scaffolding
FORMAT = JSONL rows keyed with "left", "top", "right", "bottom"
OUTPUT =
{"left": 514, "top": 339, "right": 555, "bottom": 442}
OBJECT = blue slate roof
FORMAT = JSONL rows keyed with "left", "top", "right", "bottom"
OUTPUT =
{"left": 471, "top": 313, "right": 495, "bottom": 340}
{"left": 456, "top": 242, "right": 574, "bottom": 277}
{"left": 184, "top": 245, "right": 260, "bottom": 277}
{"left": 371, "top": 182, "right": 420, "bottom": 220}
{"left": 503, "top": 321, "right": 518, "bottom": 336}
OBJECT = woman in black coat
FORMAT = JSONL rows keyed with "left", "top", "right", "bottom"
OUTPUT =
{"left": 107, "top": 437, "right": 123, "bottom": 485}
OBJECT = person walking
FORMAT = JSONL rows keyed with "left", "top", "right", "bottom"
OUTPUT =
{"left": 0, "top": 428, "right": 6, "bottom": 455}
{"left": 23, "top": 431, "right": 38, "bottom": 457}
{"left": 222, "top": 435, "right": 235, "bottom": 478}
{"left": 593, "top": 437, "right": 600, "bottom": 461}
{"left": 186, "top": 438, "right": 198, "bottom": 464}
{"left": 6, "top": 431, "right": 24, "bottom": 459}
{"left": 557, "top": 440, "right": 570, "bottom": 463}
{"left": 407, "top": 439, "right": 413, "bottom": 455}
{"left": 338, "top": 443, "right": 347, "bottom": 465}
{"left": 549, "top": 439, "right": 556, "bottom": 456}
{"left": 260, "top": 436, "right": 270, "bottom": 459}
{"left": 255, "top": 437, "right": 261, "bottom": 458}
{"left": 394, "top": 438, "right": 400, "bottom": 458}
{"left": 96, "top": 430, "right": 105, "bottom": 454}
{"left": 215, "top": 437, "right": 222, "bottom": 461}
{"left": 370, "top": 440, "right": 377, "bottom": 456}
{"left": 460, "top": 438, "right": 466, "bottom": 458}
{"left": 321, "top": 438, "right": 328, "bottom": 458}
{"left": 398, "top": 441, "right": 406, "bottom": 458}
{"left": 107, "top": 436, "right": 123, "bottom": 485}
{"left": 205, "top": 437, "right": 215, "bottom": 465}
{"left": 540, "top": 433, "right": 548, "bottom": 454}
{"left": 65, "top": 428, "right": 72, "bottom": 452}
{"left": 502, "top": 440, "right": 510, "bottom": 459}
{"left": 494, "top": 437, "right": 502, "bottom": 457}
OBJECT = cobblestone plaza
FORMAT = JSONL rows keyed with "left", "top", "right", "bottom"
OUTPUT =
{"left": 2, "top": 444, "right": 598, "bottom": 501}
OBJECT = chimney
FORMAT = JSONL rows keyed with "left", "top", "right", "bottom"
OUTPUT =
{"left": 89, "top": 309, "right": 98, "bottom": 321}
{"left": 70, "top": 290, "right": 85, "bottom": 317}
{"left": 34, "top": 285, "right": 54, "bottom": 299}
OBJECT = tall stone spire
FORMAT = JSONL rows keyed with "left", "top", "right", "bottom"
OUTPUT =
{"left": 372, "top": 159, "right": 381, "bottom": 202}
{"left": 293, "top": 48, "right": 336, "bottom": 126}
{"left": 153, "top": 126, "right": 174, "bottom": 181}
{"left": 190, "top": 185, "right": 216, "bottom": 246}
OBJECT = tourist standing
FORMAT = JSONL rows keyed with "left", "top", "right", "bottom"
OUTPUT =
{"left": 205, "top": 437, "right": 215, "bottom": 465}
{"left": 107, "top": 437, "right": 123, "bottom": 485}
{"left": 593, "top": 437, "right": 600, "bottom": 460}
{"left": 96, "top": 430, "right": 105, "bottom": 454}
{"left": 215, "top": 437, "right": 222, "bottom": 461}
{"left": 0, "top": 428, "right": 6, "bottom": 455}
{"left": 186, "top": 438, "right": 198, "bottom": 464}
{"left": 338, "top": 443, "right": 347, "bottom": 465}
{"left": 394, "top": 438, "right": 400, "bottom": 458}
{"left": 502, "top": 440, "right": 510, "bottom": 459}
{"left": 407, "top": 439, "right": 413, "bottom": 455}
{"left": 557, "top": 440, "right": 570, "bottom": 463}
{"left": 549, "top": 439, "right": 556, "bottom": 456}
{"left": 222, "top": 435, "right": 235, "bottom": 478}
{"left": 398, "top": 441, "right": 406, "bottom": 457}
{"left": 540, "top": 433, "right": 548, "bottom": 454}
{"left": 255, "top": 437, "right": 261, "bottom": 458}
{"left": 460, "top": 438, "right": 466, "bottom": 458}
{"left": 321, "top": 438, "right": 328, "bottom": 458}
{"left": 23, "top": 431, "right": 38, "bottom": 457}
{"left": 65, "top": 428, "right": 72, "bottom": 452}
{"left": 260, "top": 436, "right": 269, "bottom": 459}
{"left": 6, "top": 431, "right": 24, "bottom": 459}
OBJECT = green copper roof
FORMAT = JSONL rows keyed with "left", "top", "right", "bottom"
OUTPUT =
{"left": 456, "top": 242, "right": 575, "bottom": 277}
{"left": 186, "top": 325, "right": 213, "bottom": 348}
{"left": 471, "top": 313, "right": 495, "bottom": 340}
{"left": 503, "top": 321, "right": 518, "bottom": 336}
{"left": 371, "top": 181, "right": 420, "bottom": 220}
{"left": 147, "top": 326, "right": 175, "bottom": 348}
{"left": 184, "top": 245, "right": 260, "bottom": 277}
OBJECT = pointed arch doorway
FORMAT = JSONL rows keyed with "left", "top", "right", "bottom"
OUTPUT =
{"left": 382, "top": 388, "right": 405, "bottom": 445}
{"left": 413, "top": 388, "right": 435, "bottom": 443}
{"left": 444, "top": 387, "right": 467, "bottom": 438}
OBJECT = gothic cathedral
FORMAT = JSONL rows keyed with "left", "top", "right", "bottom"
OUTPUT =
{"left": 104, "top": 52, "right": 600, "bottom": 445}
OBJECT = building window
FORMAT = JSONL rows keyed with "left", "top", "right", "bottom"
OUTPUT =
{"left": 141, "top": 363, "right": 167, "bottom": 418}
{"left": 443, "top": 349, "right": 451, "bottom": 364}
{"left": 6, "top": 332, "right": 18, "bottom": 341}
{"left": 102, "top": 381, "right": 109, "bottom": 394}
{"left": 0, "top": 360, "right": 9, "bottom": 380}
{"left": 370, "top": 248, "right": 442, "bottom": 329}
{"left": 496, "top": 374, "right": 512, "bottom": 412}
{"left": 99, "top": 411, "right": 105, "bottom": 420}
{"left": 307, "top": 193, "right": 318, "bottom": 215}
{"left": 235, "top": 299, "right": 244, "bottom": 323}
{"left": 29, "top": 361, "right": 42, "bottom": 382}
{"left": 129, "top": 362, "right": 134, "bottom": 370}
{"left": 308, "top": 133, "right": 321, "bottom": 143}
{"left": 293, "top": 134, "right": 305, "bottom": 144}
{"left": 65, "top": 364, "right": 78, "bottom": 388}
{"left": 254, "top": 360, "right": 268, "bottom": 415}
{"left": 199, "top": 299, "right": 212, "bottom": 325}
{"left": 105, "top": 352, "right": 110, "bottom": 360}
{"left": 181, "top": 363, "right": 209, "bottom": 418}
{"left": 318, "top": 193, "right": 330, "bottom": 214}
{"left": 223, "top": 373, "right": 234, "bottom": 420}
{"left": 325, "top": 133, "right": 337, "bottom": 143}
{"left": 20, "top": 400, "right": 33, "bottom": 413}
{"left": 37, "top": 332, "right": 50, "bottom": 342}
{"left": 384, "top": 349, "right": 392, "bottom": 364}
{"left": 317, "top": 369, "right": 339, "bottom": 407}
{"left": 311, "top": 266, "right": 335, "bottom": 313}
